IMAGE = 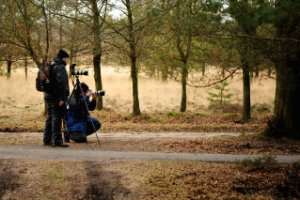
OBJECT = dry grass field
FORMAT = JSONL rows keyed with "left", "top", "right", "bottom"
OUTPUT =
{"left": 0, "top": 63, "right": 275, "bottom": 132}
{"left": 0, "top": 64, "right": 275, "bottom": 111}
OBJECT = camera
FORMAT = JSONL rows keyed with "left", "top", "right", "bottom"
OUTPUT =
{"left": 92, "top": 90, "right": 105, "bottom": 96}
{"left": 70, "top": 64, "right": 89, "bottom": 76}
{"left": 72, "top": 70, "right": 89, "bottom": 76}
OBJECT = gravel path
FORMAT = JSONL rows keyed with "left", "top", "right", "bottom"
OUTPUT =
{"left": 0, "top": 145, "right": 300, "bottom": 163}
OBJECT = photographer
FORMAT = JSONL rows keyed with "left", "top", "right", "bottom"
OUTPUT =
{"left": 44, "top": 49, "right": 69, "bottom": 147}
{"left": 65, "top": 82, "right": 101, "bottom": 143}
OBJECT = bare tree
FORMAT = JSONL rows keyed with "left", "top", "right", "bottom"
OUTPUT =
{"left": 49, "top": 0, "right": 108, "bottom": 110}
{"left": 104, "top": 0, "right": 154, "bottom": 115}
{"left": 0, "top": 0, "right": 51, "bottom": 66}
{"left": 89, "top": 0, "right": 108, "bottom": 110}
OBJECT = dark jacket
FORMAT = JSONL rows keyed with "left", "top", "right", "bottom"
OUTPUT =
{"left": 87, "top": 97, "right": 96, "bottom": 111}
{"left": 44, "top": 57, "right": 69, "bottom": 102}
{"left": 66, "top": 96, "right": 96, "bottom": 133}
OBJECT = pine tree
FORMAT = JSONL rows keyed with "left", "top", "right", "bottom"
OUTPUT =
{"left": 207, "top": 81, "right": 233, "bottom": 106}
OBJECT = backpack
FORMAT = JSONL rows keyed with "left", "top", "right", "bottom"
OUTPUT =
{"left": 35, "top": 62, "right": 55, "bottom": 92}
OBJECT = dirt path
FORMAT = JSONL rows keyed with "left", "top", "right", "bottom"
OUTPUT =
{"left": 0, "top": 131, "right": 242, "bottom": 138}
{"left": 0, "top": 145, "right": 300, "bottom": 163}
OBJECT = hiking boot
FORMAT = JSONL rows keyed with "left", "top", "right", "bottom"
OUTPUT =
{"left": 64, "top": 131, "right": 70, "bottom": 143}
{"left": 70, "top": 132, "right": 87, "bottom": 143}
{"left": 64, "top": 137, "right": 70, "bottom": 143}
{"left": 51, "top": 142, "right": 69, "bottom": 147}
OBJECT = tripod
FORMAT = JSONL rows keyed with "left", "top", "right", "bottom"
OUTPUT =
{"left": 63, "top": 75, "right": 101, "bottom": 147}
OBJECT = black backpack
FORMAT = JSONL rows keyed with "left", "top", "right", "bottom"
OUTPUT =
{"left": 35, "top": 62, "right": 55, "bottom": 93}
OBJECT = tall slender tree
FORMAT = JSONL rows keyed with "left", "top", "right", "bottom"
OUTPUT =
{"left": 89, "top": 0, "right": 107, "bottom": 110}
{"left": 228, "top": 0, "right": 265, "bottom": 121}
{"left": 105, "top": 0, "right": 158, "bottom": 115}
{"left": 142, "top": 0, "right": 222, "bottom": 112}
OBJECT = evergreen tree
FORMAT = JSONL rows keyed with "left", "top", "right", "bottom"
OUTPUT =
{"left": 207, "top": 80, "right": 233, "bottom": 106}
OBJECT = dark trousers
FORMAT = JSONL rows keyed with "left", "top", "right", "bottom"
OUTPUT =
{"left": 44, "top": 100, "right": 65, "bottom": 145}
{"left": 86, "top": 118, "right": 101, "bottom": 136}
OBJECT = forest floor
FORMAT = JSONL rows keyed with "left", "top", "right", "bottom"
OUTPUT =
{"left": 0, "top": 104, "right": 270, "bottom": 133}
{"left": 1, "top": 131, "right": 300, "bottom": 199}
{"left": 1, "top": 104, "right": 300, "bottom": 199}
{"left": 0, "top": 157, "right": 300, "bottom": 199}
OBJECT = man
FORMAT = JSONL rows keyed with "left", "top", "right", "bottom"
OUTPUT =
{"left": 44, "top": 49, "right": 70, "bottom": 147}
{"left": 65, "top": 82, "right": 101, "bottom": 143}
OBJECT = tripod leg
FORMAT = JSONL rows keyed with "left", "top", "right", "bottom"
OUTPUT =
{"left": 87, "top": 117, "right": 101, "bottom": 147}
{"left": 62, "top": 119, "right": 70, "bottom": 143}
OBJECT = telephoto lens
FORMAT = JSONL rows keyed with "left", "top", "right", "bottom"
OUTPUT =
{"left": 72, "top": 70, "right": 89, "bottom": 76}
{"left": 93, "top": 90, "right": 105, "bottom": 96}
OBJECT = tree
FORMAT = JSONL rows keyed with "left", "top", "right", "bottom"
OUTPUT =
{"left": 263, "top": 0, "right": 300, "bottom": 138}
{"left": 89, "top": 0, "right": 107, "bottom": 110}
{"left": 228, "top": 0, "right": 300, "bottom": 138}
{"left": 0, "top": 0, "right": 51, "bottom": 66}
{"left": 228, "top": 0, "right": 266, "bottom": 121}
{"left": 49, "top": 0, "right": 108, "bottom": 110}
{"left": 207, "top": 80, "right": 233, "bottom": 106}
{"left": 105, "top": 0, "right": 157, "bottom": 115}
{"left": 143, "top": 0, "right": 223, "bottom": 112}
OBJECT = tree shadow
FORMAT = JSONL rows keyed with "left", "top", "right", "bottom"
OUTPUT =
{"left": 82, "top": 161, "right": 131, "bottom": 200}
{"left": 0, "top": 160, "right": 21, "bottom": 199}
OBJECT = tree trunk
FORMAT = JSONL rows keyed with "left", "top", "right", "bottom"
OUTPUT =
{"left": 24, "top": 57, "right": 28, "bottom": 79}
{"left": 131, "top": 55, "right": 141, "bottom": 115}
{"left": 94, "top": 54, "right": 103, "bottom": 110}
{"left": 69, "top": 49, "right": 74, "bottom": 77}
{"left": 255, "top": 65, "right": 259, "bottom": 78}
{"left": 180, "top": 61, "right": 188, "bottom": 112}
{"left": 91, "top": 0, "right": 104, "bottom": 110}
{"left": 6, "top": 57, "right": 12, "bottom": 79}
{"left": 126, "top": 0, "right": 141, "bottom": 115}
{"left": 202, "top": 64, "right": 205, "bottom": 76}
{"left": 0, "top": 64, "right": 3, "bottom": 76}
{"left": 265, "top": 64, "right": 300, "bottom": 138}
{"left": 161, "top": 67, "right": 168, "bottom": 80}
{"left": 221, "top": 66, "right": 225, "bottom": 78}
{"left": 242, "top": 57, "right": 251, "bottom": 121}
{"left": 262, "top": 0, "right": 300, "bottom": 139}
{"left": 59, "top": 17, "right": 63, "bottom": 49}
{"left": 69, "top": 1, "right": 78, "bottom": 77}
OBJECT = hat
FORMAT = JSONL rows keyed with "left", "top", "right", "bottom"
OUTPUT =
{"left": 80, "top": 82, "right": 89, "bottom": 93}
{"left": 57, "top": 49, "right": 69, "bottom": 59}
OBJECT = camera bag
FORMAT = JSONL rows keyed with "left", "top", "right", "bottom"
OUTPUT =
{"left": 35, "top": 62, "right": 54, "bottom": 92}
